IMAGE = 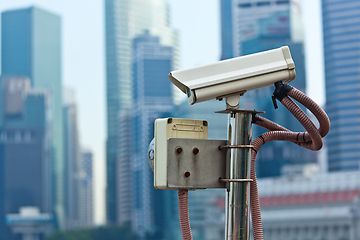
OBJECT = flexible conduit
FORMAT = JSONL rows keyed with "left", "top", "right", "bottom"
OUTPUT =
{"left": 250, "top": 86, "right": 330, "bottom": 240}
{"left": 177, "top": 84, "right": 330, "bottom": 240}
{"left": 178, "top": 189, "right": 193, "bottom": 240}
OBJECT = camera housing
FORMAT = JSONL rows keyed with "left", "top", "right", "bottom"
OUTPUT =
{"left": 169, "top": 46, "right": 296, "bottom": 105}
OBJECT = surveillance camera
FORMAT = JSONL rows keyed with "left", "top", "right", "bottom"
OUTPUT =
{"left": 169, "top": 46, "right": 296, "bottom": 105}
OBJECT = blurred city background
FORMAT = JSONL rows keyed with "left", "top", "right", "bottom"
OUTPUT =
{"left": 0, "top": 0, "right": 359, "bottom": 239}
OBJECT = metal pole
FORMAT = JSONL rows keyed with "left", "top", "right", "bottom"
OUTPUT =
{"left": 225, "top": 111, "right": 253, "bottom": 240}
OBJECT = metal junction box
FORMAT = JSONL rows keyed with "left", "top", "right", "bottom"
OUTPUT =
{"left": 154, "top": 118, "right": 208, "bottom": 189}
{"left": 154, "top": 117, "right": 228, "bottom": 190}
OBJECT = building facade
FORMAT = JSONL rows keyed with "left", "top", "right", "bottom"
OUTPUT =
{"left": 130, "top": 32, "right": 175, "bottom": 239}
{"left": 229, "top": 0, "right": 303, "bottom": 56}
{"left": 322, "top": 0, "right": 360, "bottom": 171}
{"left": 257, "top": 171, "right": 360, "bottom": 240}
{"left": 220, "top": 0, "right": 234, "bottom": 60}
{"left": 212, "top": 171, "right": 360, "bottom": 240}
{"left": 80, "top": 150, "right": 94, "bottom": 227}
{"left": 0, "top": 77, "right": 52, "bottom": 240}
{"left": 63, "top": 88, "right": 81, "bottom": 229}
{"left": 104, "top": 0, "right": 178, "bottom": 224}
{"left": 1, "top": 6, "right": 64, "bottom": 226}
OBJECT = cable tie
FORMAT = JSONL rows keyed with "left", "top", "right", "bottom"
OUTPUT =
{"left": 303, "top": 132, "right": 306, "bottom": 142}
{"left": 296, "top": 132, "right": 300, "bottom": 144}
{"left": 272, "top": 81, "right": 294, "bottom": 101}
{"left": 252, "top": 113, "right": 261, "bottom": 123}
{"left": 271, "top": 95, "right": 278, "bottom": 109}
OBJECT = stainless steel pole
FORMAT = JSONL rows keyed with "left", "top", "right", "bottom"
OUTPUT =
{"left": 225, "top": 111, "right": 253, "bottom": 240}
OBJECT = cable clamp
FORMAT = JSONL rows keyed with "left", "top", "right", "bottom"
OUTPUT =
{"left": 272, "top": 81, "right": 294, "bottom": 109}
{"left": 218, "top": 145, "right": 254, "bottom": 150}
{"left": 219, "top": 178, "right": 253, "bottom": 182}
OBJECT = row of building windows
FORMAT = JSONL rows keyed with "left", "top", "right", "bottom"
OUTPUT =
{"left": 323, "top": 6, "right": 360, "bottom": 20}
{"left": 0, "top": 130, "right": 38, "bottom": 143}
{"left": 238, "top": 0, "right": 289, "bottom": 8}
{"left": 324, "top": 54, "right": 360, "bottom": 65}
{"left": 323, "top": 9, "right": 360, "bottom": 23}
{"left": 328, "top": 142, "right": 360, "bottom": 153}
{"left": 323, "top": 1, "right": 360, "bottom": 13}
{"left": 326, "top": 94, "right": 357, "bottom": 107}
{"left": 263, "top": 224, "right": 350, "bottom": 240}
{"left": 324, "top": 37, "right": 360, "bottom": 49}
{"left": 323, "top": 13, "right": 360, "bottom": 26}
{"left": 326, "top": 91, "right": 360, "bottom": 100}
{"left": 327, "top": 85, "right": 360, "bottom": 97}
{"left": 324, "top": 17, "right": 360, "bottom": 30}
{"left": 325, "top": 42, "right": 360, "bottom": 55}
{"left": 328, "top": 137, "right": 360, "bottom": 146}
{"left": 323, "top": 26, "right": 360, "bottom": 38}
{"left": 325, "top": 72, "right": 360, "bottom": 83}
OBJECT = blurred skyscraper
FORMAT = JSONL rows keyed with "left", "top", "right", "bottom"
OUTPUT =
{"left": 220, "top": 0, "right": 234, "bottom": 60}
{"left": 1, "top": 6, "right": 65, "bottom": 227}
{"left": 80, "top": 150, "right": 94, "bottom": 227}
{"left": 220, "top": 0, "right": 313, "bottom": 178}
{"left": 104, "top": 0, "right": 178, "bottom": 224}
{"left": 0, "top": 77, "right": 53, "bottom": 240}
{"left": 63, "top": 89, "right": 94, "bottom": 228}
{"left": 225, "top": 0, "right": 303, "bottom": 56}
{"left": 131, "top": 31, "right": 175, "bottom": 239}
{"left": 63, "top": 88, "right": 81, "bottom": 229}
{"left": 322, "top": 0, "right": 360, "bottom": 171}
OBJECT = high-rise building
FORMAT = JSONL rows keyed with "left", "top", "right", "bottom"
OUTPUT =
{"left": 322, "top": 0, "right": 360, "bottom": 171}
{"left": 221, "top": 0, "right": 313, "bottom": 178}
{"left": 63, "top": 88, "right": 81, "bottom": 229}
{"left": 63, "top": 89, "right": 93, "bottom": 228}
{"left": 1, "top": 6, "right": 64, "bottom": 226}
{"left": 229, "top": 0, "right": 303, "bottom": 56}
{"left": 104, "top": 0, "right": 178, "bottom": 224}
{"left": 220, "top": 0, "right": 234, "bottom": 60}
{"left": 79, "top": 150, "right": 94, "bottom": 227}
{"left": 130, "top": 31, "right": 175, "bottom": 239}
{"left": 0, "top": 77, "right": 53, "bottom": 240}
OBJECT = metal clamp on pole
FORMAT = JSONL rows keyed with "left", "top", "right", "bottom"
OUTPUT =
{"left": 219, "top": 178, "right": 253, "bottom": 182}
{"left": 218, "top": 145, "right": 254, "bottom": 150}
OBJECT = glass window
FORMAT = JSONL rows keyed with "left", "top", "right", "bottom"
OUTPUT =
{"left": 7, "top": 130, "right": 15, "bottom": 141}
{"left": 239, "top": 3, "right": 251, "bottom": 8}
{"left": 276, "top": 0, "right": 289, "bottom": 4}
{"left": 256, "top": 1, "right": 271, "bottom": 6}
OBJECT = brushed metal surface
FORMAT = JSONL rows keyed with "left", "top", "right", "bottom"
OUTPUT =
{"left": 166, "top": 138, "right": 229, "bottom": 189}
{"left": 225, "top": 111, "right": 252, "bottom": 240}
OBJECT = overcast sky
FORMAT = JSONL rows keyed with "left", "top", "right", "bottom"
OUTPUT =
{"left": 0, "top": 0, "right": 324, "bottom": 224}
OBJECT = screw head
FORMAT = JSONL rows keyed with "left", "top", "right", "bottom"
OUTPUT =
{"left": 176, "top": 147, "right": 182, "bottom": 154}
{"left": 193, "top": 147, "right": 199, "bottom": 154}
{"left": 184, "top": 172, "right": 190, "bottom": 178}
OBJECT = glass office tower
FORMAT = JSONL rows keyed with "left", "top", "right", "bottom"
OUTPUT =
{"left": 0, "top": 77, "right": 53, "bottom": 240}
{"left": 131, "top": 32, "right": 174, "bottom": 239}
{"left": 220, "top": 0, "right": 234, "bottom": 60}
{"left": 322, "top": 0, "right": 360, "bottom": 171}
{"left": 1, "top": 7, "right": 64, "bottom": 227}
{"left": 105, "top": 0, "right": 178, "bottom": 224}
{"left": 230, "top": 0, "right": 303, "bottom": 56}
